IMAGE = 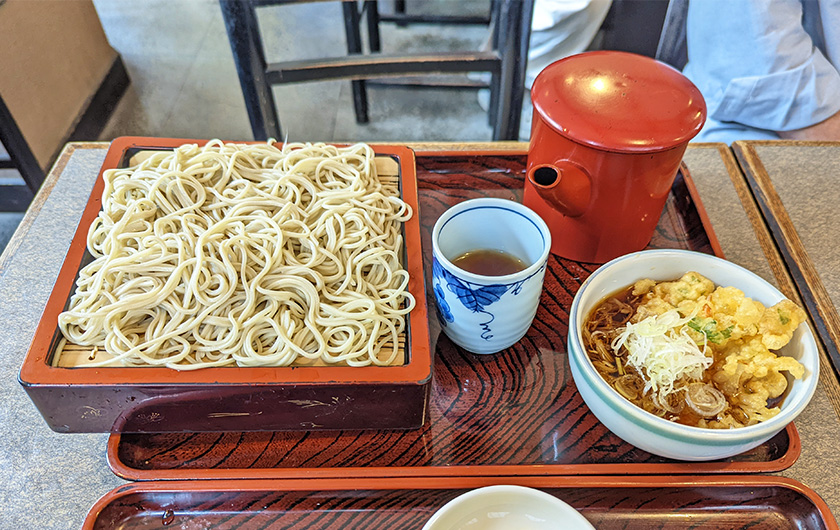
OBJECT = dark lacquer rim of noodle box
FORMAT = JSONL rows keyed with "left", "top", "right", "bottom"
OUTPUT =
{"left": 19, "top": 136, "right": 432, "bottom": 434}
{"left": 81, "top": 475, "right": 838, "bottom": 530}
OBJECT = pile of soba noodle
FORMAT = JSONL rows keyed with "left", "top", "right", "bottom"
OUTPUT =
{"left": 58, "top": 140, "right": 415, "bottom": 369}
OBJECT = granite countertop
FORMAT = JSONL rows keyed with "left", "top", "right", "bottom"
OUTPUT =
{"left": 1, "top": 142, "right": 838, "bottom": 528}
{"left": 731, "top": 140, "right": 840, "bottom": 385}
{"left": 682, "top": 144, "right": 840, "bottom": 515}
{"left": 0, "top": 144, "right": 125, "bottom": 528}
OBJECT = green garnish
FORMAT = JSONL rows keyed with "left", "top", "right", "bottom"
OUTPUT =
{"left": 688, "top": 317, "right": 733, "bottom": 344}
{"left": 777, "top": 308, "right": 791, "bottom": 325}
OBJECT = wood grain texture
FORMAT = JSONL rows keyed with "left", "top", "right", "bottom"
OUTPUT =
{"left": 85, "top": 476, "right": 836, "bottom": 530}
{"left": 108, "top": 152, "right": 799, "bottom": 481}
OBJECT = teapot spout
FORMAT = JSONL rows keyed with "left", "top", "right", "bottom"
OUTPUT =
{"left": 527, "top": 161, "right": 592, "bottom": 218}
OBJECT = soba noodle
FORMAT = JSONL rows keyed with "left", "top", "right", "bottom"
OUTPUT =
{"left": 58, "top": 140, "right": 415, "bottom": 369}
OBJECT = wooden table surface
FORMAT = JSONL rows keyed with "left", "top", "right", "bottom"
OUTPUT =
{"left": 1, "top": 141, "right": 838, "bottom": 529}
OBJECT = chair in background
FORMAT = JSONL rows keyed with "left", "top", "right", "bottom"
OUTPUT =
{"left": 0, "top": 93, "right": 41, "bottom": 211}
{"left": 354, "top": 1, "right": 497, "bottom": 120}
{"left": 219, "top": 0, "right": 534, "bottom": 141}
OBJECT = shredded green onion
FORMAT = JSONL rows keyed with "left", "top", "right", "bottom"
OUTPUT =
{"left": 611, "top": 309, "right": 712, "bottom": 401}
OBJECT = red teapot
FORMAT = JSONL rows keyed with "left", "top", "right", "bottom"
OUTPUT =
{"left": 524, "top": 51, "right": 706, "bottom": 263}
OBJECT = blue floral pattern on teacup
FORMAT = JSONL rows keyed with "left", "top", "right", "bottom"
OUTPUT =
{"left": 433, "top": 284, "right": 454, "bottom": 326}
{"left": 432, "top": 258, "right": 545, "bottom": 341}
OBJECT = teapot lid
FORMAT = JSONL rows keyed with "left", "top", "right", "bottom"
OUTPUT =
{"left": 531, "top": 51, "right": 706, "bottom": 153}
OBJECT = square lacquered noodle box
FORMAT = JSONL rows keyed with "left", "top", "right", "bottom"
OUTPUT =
{"left": 19, "top": 137, "right": 431, "bottom": 433}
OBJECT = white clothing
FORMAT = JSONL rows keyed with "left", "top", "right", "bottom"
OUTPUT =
{"left": 526, "top": 0, "right": 613, "bottom": 87}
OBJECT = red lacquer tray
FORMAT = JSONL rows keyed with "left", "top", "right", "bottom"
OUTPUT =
{"left": 83, "top": 475, "right": 838, "bottom": 529}
{"left": 107, "top": 151, "right": 800, "bottom": 481}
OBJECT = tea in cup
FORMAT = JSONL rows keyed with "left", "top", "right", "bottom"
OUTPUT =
{"left": 431, "top": 198, "right": 551, "bottom": 354}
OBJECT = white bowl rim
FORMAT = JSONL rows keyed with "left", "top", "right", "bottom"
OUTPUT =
{"left": 568, "top": 249, "right": 819, "bottom": 444}
{"left": 422, "top": 484, "right": 594, "bottom": 530}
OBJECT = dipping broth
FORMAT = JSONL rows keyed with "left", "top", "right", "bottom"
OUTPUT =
{"left": 582, "top": 272, "right": 806, "bottom": 429}
{"left": 451, "top": 248, "right": 527, "bottom": 276}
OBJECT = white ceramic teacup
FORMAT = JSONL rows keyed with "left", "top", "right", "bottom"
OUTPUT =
{"left": 431, "top": 198, "right": 551, "bottom": 354}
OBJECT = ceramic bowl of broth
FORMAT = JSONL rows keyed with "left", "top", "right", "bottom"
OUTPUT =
{"left": 422, "top": 485, "right": 594, "bottom": 530}
{"left": 567, "top": 249, "right": 819, "bottom": 461}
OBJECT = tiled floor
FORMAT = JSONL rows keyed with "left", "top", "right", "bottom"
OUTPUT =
{"left": 1, "top": 0, "right": 532, "bottom": 256}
